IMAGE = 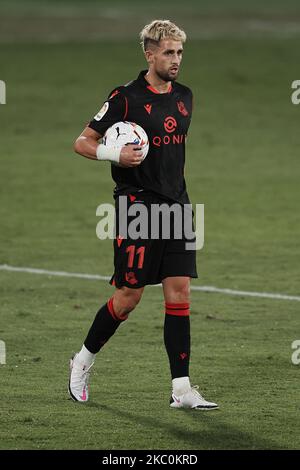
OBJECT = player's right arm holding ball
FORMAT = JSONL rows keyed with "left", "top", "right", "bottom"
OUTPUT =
{"left": 74, "top": 91, "right": 143, "bottom": 167}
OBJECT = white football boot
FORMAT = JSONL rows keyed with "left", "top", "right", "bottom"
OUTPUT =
{"left": 170, "top": 385, "right": 219, "bottom": 410}
{"left": 68, "top": 353, "right": 94, "bottom": 403}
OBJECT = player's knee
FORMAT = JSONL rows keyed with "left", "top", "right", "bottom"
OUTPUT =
{"left": 168, "top": 283, "right": 190, "bottom": 304}
{"left": 113, "top": 287, "right": 143, "bottom": 320}
{"left": 121, "top": 290, "right": 142, "bottom": 314}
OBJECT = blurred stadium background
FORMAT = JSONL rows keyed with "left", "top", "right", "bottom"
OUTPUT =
{"left": 0, "top": 0, "right": 299, "bottom": 450}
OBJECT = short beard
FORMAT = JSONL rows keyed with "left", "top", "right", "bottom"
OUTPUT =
{"left": 156, "top": 69, "right": 177, "bottom": 83}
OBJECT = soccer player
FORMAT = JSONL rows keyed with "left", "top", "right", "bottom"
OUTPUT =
{"left": 69, "top": 20, "right": 218, "bottom": 410}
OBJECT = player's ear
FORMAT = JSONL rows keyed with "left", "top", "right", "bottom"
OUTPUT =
{"left": 145, "top": 49, "right": 154, "bottom": 65}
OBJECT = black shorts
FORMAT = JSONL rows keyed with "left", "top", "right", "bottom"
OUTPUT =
{"left": 110, "top": 191, "right": 198, "bottom": 289}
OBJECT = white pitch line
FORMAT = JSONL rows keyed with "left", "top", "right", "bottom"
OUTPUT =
{"left": 0, "top": 264, "right": 300, "bottom": 302}
{"left": 190, "top": 285, "right": 300, "bottom": 302}
{"left": 0, "top": 264, "right": 110, "bottom": 281}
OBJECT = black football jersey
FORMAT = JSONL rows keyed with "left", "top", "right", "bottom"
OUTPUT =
{"left": 89, "top": 70, "right": 193, "bottom": 205}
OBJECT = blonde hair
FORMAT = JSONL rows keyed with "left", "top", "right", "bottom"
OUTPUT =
{"left": 140, "top": 20, "right": 186, "bottom": 53}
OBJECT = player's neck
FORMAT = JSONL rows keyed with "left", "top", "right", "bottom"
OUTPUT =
{"left": 145, "top": 70, "right": 171, "bottom": 94}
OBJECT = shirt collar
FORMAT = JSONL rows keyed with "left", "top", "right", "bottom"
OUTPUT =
{"left": 138, "top": 70, "right": 173, "bottom": 94}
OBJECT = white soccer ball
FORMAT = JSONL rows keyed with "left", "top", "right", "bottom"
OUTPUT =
{"left": 103, "top": 121, "right": 149, "bottom": 161}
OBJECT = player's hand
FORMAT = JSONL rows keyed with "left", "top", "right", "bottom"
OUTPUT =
{"left": 119, "top": 144, "right": 143, "bottom": 168}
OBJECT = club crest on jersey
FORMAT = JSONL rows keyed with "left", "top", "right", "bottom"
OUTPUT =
{"left": 94, "top": 101, "right": 109, "bottom": 121}
{"left": 177, "top": 101, "right": 189, "bottom": 116}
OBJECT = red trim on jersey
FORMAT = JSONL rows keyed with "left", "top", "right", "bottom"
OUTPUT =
{"left": 109, "top": 89, "right": 119, "bottom": 99}
{"left": 147, "top": 85, "right": 160, "bottom": 94}
{"left": 146, "top": 83, "right": 172, "bottom": 94}
{"left": 165, "top": 302, "right": 190, "bottom": 316}
{"left": 123, "top": 96, "right": 128, "bottom": 120}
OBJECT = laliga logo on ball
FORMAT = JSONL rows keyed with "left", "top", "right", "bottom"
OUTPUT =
{"left": 164, "top": 116, "right": 177, "bottom": 133}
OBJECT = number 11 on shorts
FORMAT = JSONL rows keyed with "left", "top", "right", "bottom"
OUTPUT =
{"left": 126, "top": 245, "right": 145, "bottom": 269}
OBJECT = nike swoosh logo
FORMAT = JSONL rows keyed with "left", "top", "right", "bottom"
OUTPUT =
{"left": 80, "top": 387, "right": 87, "bottom": 401}
{"left": 172, "top": 395, "right": 181, "bottom": 403}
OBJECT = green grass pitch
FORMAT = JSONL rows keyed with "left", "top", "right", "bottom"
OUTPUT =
{"left": 0, "top": 8, "right": 300, "bottom": 449}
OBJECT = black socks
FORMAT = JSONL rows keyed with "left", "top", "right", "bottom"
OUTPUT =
{"left": 84, "top": 298, "right": 125, "bottom": 354}
{"left": 164, "top": 302, "right": 190, "bottom": 379}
